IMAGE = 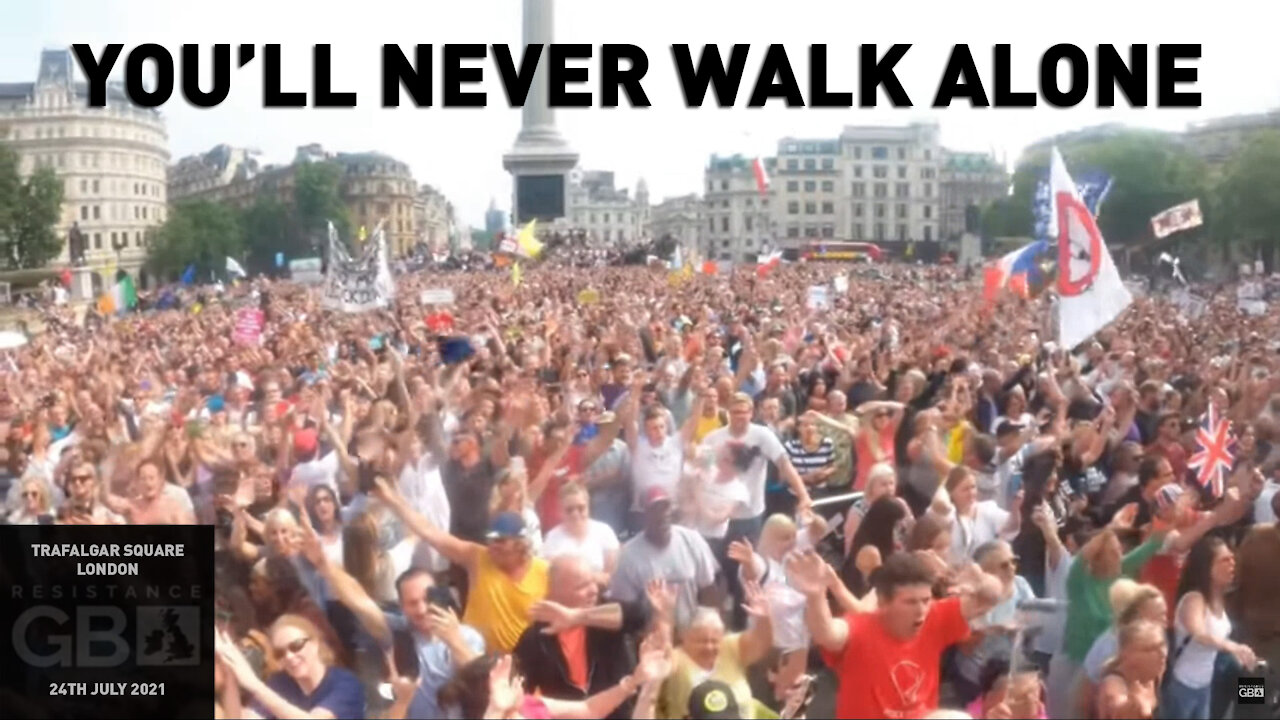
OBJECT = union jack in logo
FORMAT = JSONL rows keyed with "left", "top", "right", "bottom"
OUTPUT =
{"left": 1187, "top": 404, "right": 1236, "bottom": 498}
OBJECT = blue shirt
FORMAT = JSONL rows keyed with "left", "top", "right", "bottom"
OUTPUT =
{"left": 250, "top": 666, "right": 364, "bottom": 719}
{"left": 383, "top": 611, "right": 486, "bottom": 719}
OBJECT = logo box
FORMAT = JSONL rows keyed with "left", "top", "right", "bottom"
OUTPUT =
{"left": 1240, "top": 677, "right": 1266, "bottom": 705}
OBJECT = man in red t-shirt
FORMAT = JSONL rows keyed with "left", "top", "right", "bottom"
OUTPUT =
{"left": 789, "top": 551, "right": 1004, "bottom": 719}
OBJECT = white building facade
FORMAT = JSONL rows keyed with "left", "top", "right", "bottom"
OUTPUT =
{"left": 650, "top": 194, "right": 704, "bottom": 257}
{"left": 563, "top": 169, "right": 650, "bottom": 246}
{"left": 703, "top": 155, "right": 777, "bottom": 262}
{"left": 0, "top": 48, "right": 169, "bottom": 285}
{"left": 839, "top": 122, "right": 942, "bottom": 245}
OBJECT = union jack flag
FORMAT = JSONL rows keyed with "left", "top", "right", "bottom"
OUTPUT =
{"left": 1188, "top": 404, "right": 1236, "bottom": 498}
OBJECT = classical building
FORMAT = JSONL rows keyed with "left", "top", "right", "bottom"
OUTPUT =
{"left": 1183, "top": 110, "right": 1280, "bottom": 170}
{"left": 938, "top": 149, "right": 1008, "bottom": 241}
{"left": 167, "top": 144, "right": 261, "bottom": 201}
{"left": 0, "top": 48, "right": 169, "bottom": 286}
{"left": 169, "top": 143, "right": 422, "bottom": 256}
{"left": 774, "top": 138, "right": 840, "bottom": 246}
{"left": 650, "top": 194, "right": 704, "bottom": 257}
{"left": 414, "top": 184, "right": 453, "bottom": 254}
{"left": 704, "top": 155, "right": 776, "bottom": 262}
{"left": 563, "top": 169, "right": 650, "bottom": 245}
{"left": 838, "top": 122, "right": 942, "bottom": 244}
{"left": 334, "top": 150, "right": 416, "bottom": 256}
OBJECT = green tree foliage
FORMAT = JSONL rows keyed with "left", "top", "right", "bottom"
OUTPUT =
{"left": 1212, "top": 130, "right": 1280, "bottom": 268}
{"left": 147, "top": 200, "right": 244, "bottom": 279}
{"left": 293, "top": 161, "right": 350, "bottom": 245}
{"left": 240, "top": 197, "right": 297, "bottom": 273}
{"left": 982, "top": 131, "right": 1209, "bottom": 245}
{"left": 0, "top": 142, "right": 66, "bottom": 269}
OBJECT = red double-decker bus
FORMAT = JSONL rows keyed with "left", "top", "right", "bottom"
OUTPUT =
{"left": 795, "top": 241, "right": 885, "bottom": 263}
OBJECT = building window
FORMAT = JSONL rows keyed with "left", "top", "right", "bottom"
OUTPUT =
{"left": 897, "top": 224, "right": 908, "bottom": 241}
{"left": 853, "top": 224, "right": 864, "bottom": 240}
{"left": 804, "top": 181, "right": 816, "bottom": 192}
{"left": 80, "top": 180, "right": 88, "bottom": 194}
{"left": 853, "top": 146, "right": 862, "bottom": 159}
{"left": 603, "top": 213, "right": 610, "bottom": 223}
{"left": 874, "top": 223, "right": 886, "bottom": 240}
{"left": 80, "top": 206, "right": 88, "bottom": 220}
{"left": 136, "top": 231, "right": 143, "bottom": 247}
{"left": 788, "top": 201, "right": 799, "bottom": 215}
{"left": 896, "top": 183, "right": 910, "bottom": 198}
{"left": 874, "top": 184, "right": 887, "bottom": 199}
{"left": 821, "top": 181, "right": 834, "bottom": 192}
{"left": 803, "top": 159, "right": 816, "bottom": 171}
{"left": 721, "top": 217, "right": 729, "bottom": 232}
{"left": 787, "top": 226, "right": 800, "bottom": 238}
{"left": 924, "top": 149, "right": 932, "bottom": 161}
{"left": 804, "top": 202, "right": 816, "bottom": 214}
{"left": 721, "top": 180, "right": 729, "bottom": 191}
{"left": 821, "top": 158, "right": 834, "bottom": 170}
{"left": 924, "top": 205, "right": 933, "bottom": 219}
{"left": 921, "top": 168, "right": 936, "bottom": 179}
{"left": 924, "top": 183, "right": 933, "bottom": 197}
{"left": 875, "top": 204, "right": 886, "bottom": 219}
{"left": 853, "top": 203, "right": 864, "bottom": 218}
{"left": 822, "top": 202, "right": 834, "bottom": 214}
{"left": 896, "top": 204, "right": 907, "bottom": 219}
{"left": 787, "top": 181, "right": 798, "bottom": 191}
{"left": 110, "top": 231, "right": 117, "bottom": 246}
{"left": 897, "top": 147, "right": 906, "bottom": 160}
{"left": 854, "top": 166, "right": 863, "bottom": 178}
{"left": 92, "top": 233, "right": 102, "bottom": 249}
{"left": 92, "top": 206, "right": 100, "bottom": 220}
{"left": 721, "top": 200, "right": 729, "bottom": 208}
{"left": 745, "top": 217, "right": 753, "bottom": 231}
{"left": 873, "top": 166, "right": 888, "bottom": 179}
{"left": 897, "top": 166, "right": 907, "bottom": 179}
{"left": 786, "top": 159, "right": 798, "bottom": 171}
{"left": 604, "top": 229, "right": 611, "bottom": 242}
{"left": 923, "top": 225, "right": 933, "bottom": 241}
{"left": 852, "top": 183, "right": 865, "bottom": 198}
{"left": 708, "top": 217, "right": 715, "bottom": 232}
{"left": 721, "top": 240, "right": 730, "bottom": 248}
{"left": 872, "top": 146, "right": 888, "bottom": 160}
{"left": 821, "top": 225, "right": 835, "bottom": 238}
{"left": 805, "top": 226, "right": 818, "bottom": 237}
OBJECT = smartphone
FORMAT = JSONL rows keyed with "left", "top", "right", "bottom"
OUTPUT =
{"left": 426, "top": 585, "right": 458, "bottom": 614}
{"left": 391, "top": 629, "right": 420, "bottom": 680}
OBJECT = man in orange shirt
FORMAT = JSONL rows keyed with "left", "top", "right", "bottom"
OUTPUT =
{"left": 513, "top": 555, "right": 651, "bottom": 719}
{"left": 790, "top": 551, "right": 1003, "bottom": 719}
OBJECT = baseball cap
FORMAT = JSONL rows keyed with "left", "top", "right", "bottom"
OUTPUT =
{"left": 486, "top": 512, "right": 527, "bottom": 541}
{"left": 642, "top": 486, "right": 673, "bottom": 509}
{"left": 1155, "top": 484, "right": 1184, "bottom": 512}
{"left": 293, "top": 428, "right": 319, "bottom": 456}
{"left": 995, "top": 420, "right": 1024, "bottom": 437}
{"left": 688, "top": 680, "right": 740, "bottom": 720}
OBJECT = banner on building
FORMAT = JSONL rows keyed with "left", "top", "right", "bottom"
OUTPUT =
{"left": 322, "top": 222, "right": 395, "bottom": 313}
{"left": 289, "top": 257, "right": 324, "bottom": 285}
{"left": 1150, "top": 199, "right": 1203, "bottom": 239}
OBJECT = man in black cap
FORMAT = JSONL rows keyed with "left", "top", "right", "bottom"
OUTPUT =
{"left": 687, "top": 679, "right": 741, "bottom": 720}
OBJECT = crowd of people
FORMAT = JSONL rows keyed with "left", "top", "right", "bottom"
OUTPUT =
{"left": 2, "top": 255, "right": 1279, "bottom": 720}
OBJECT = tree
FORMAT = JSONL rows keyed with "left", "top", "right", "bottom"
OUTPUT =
{"left": 240, "top": 196, "right": 299, "bottom": 274}
{"left": 1213, "top": 130, "right": 1280, "bottom": 271}
{"left": 147, "top": 200, "right": 244, "bottom": 280}
{"left": 996, "top": 131, "right": 1209, "bottom": 246}
{"left": 0, "top": 142, "right": 66, "bottom": 269}
{"left": 294, "top": 161, "right": 350, "bottom": 247}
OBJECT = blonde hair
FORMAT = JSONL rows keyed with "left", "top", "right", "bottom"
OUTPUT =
{"left": 269, "top": 613, "right": 335, "bottom": 666}
{"left": 19, "top": 479, "right": 53, "bottom": 513}
{"left": 1111, "top": 581, "right": 1164, "bottom": 627}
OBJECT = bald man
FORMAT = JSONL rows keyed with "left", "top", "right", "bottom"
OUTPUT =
{"left": 513, "top": 555, "right": 652, "bottom": 719}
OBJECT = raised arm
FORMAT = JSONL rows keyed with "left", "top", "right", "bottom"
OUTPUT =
{"left": 788, "top": 550, "right": 849, "bottom": 653}
{"left": 373, "top": 477, "right": 481, "bottom": 570}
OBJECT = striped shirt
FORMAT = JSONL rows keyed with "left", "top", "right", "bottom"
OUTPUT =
{"left": 784, "top": 437, "right": 835, "bottom": 488}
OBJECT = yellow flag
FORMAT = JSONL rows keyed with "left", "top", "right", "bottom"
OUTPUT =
{"left": 358, "top": 226, "right": 368, "bottom": 243}
{"left": 512, "top": 261, "right": 522, "bottom": 287}
{"left": 516, "top": 220, "right": 542, "bottom": 259}
{"left": 191, "top": 302, "right": 203, "bottom": 315}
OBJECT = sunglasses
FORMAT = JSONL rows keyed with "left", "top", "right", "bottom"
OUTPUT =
{"left": 274, "top": 637, "right": 310, "bottom": 657}
{"left": 22, "top": 490, "right": 40, "bottom": 499}
{"left": 563, "top": 504, "right": 588, "bottom": 514}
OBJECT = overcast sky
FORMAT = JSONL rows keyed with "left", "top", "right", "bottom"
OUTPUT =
{"left": 2, "top": 0, "right": 1277, "bottom": 226}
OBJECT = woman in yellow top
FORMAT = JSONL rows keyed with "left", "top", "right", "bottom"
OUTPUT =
{"left": 373, "top": 478, "right": 550, "bottom": 653}
{"left": 657, "top": 584, "right": 773, "bottom": 720}
{"left": 692, "top": 386, "right": 728, "bottom": 445}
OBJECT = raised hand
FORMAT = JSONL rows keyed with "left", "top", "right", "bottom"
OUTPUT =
{"left": 726, "top": 538, "right": 754, "bottom": 566}
{"left": 529, "top": 600, "right": 581, "bottom": 635}
{"left": 632, "top": 634, "right": 673, "bottom": 686}
{"left": 1109, "top": 502, "right": 1138, "bottom": 531}
{"left": 486, "top": 655, "right": 523, "bottom": 718}
{"left": 785, "top": 549, "right": 828, "bottom": 597}
{"left": 741, "top": 581, "right": 771, "bottom": 620}
{"left": 645, "top": 579, "right": 677, "bottom": 619}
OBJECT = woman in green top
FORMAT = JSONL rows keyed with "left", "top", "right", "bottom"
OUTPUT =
{"left": 1044, "top": 503, "right": 1166, "bottom": 718}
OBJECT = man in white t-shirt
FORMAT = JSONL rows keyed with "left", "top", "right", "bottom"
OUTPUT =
{"left": 700, "top": 392, "right": 811, "bottom": 628}
{"left": 289, "top": 428, "right": 341, "bottom": 494}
